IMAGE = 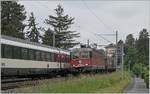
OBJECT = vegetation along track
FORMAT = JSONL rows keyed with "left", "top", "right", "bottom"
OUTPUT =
{"left": 1, "top": 76, "right": 65, "bottom": 90}
{"left": 1, "top": 72, "right": 102, "bottom": 91}
{"left": 1, "top": 73, "right": 78, "bottom": 91}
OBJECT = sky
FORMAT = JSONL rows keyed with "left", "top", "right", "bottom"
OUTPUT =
{"left": 19, "top": 0, "right": 150, "bottom": 48}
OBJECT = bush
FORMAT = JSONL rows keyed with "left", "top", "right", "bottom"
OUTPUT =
{"left": 141, "top": 72, "right": 144, "bottom": 79}
{"left": 132, "top": 63, "right": 143, "bottom": 77}
{"left": 49, "top": 72, "right": 131, "bottom": 93}
{"left": 141, "top": 67, "right": 146, "bottom": 79}
{"left": 143, "top": 67, "right": 149, "bottom": 88}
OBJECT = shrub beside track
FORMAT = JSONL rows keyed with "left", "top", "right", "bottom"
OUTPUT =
{"left": 12, "top": 71, "right": 131, "bottom": 93}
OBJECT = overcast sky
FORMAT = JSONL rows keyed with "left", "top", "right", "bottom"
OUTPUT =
{"left": 19, "top": 1, "right": 150, "bottom": 48}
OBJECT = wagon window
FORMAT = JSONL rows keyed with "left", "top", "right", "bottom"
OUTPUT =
{"left": 35, "top": 50, "right": 41, "bottom": 61}
{"left": 51, "top": 53, "right": 54, "bottom": 62}
{"left": 47, "top": 52, "right": 52, "bottom": 62}
{"left": 3, "top": 44, "right": 13, "bottom": 58}
{"left": 1, "top": 44, "right": 5, "bottom": 58}
{"left": 21, "top": 48, "right": 28, "bottom": 60}
{"left": 29, "top": 49, "right": 35, "bottom": 60}
{"left": 13, "top": 46, "right": 21, "bottom": 59}
{"left": 41, "top": 51, "right": 46, "bottom": 61}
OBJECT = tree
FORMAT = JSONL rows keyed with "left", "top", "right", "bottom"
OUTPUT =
{"left": 26, "top": 12, "right": 41, "bottom": 43}
{"left": 136, "top": 29, "right": 149, "bottom": 65}
{"left": 124, "top": 34, "right": 135, "bottom": 54}
{"left": 124, "top": 47, "right": 138, "bottom": 71}
{"left": 143, "top": 66, "right": 149, "bottom": 88}
{"left": 125, "top": 34, "right": 135, "bottom": 48}
{"left": 42, "top": 28, "right": 54, "bottom": 46}
{"left": 45, "top": 4, "right": 80, "bottom": 49}
{"left": 124, "top": 29, "right": 149, "bottom": 80}
{"left": 132, "top": 63, "right": 143, "bottom": 77}
{"left": 1, "top": 1, "right": 26, "bottom": 39}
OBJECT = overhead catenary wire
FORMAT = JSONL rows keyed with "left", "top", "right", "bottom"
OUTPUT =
{"left": 81, "top": 0, "right": 116, "bottom": 44}
{"left": 38, "top": 1, "right": 54, "bottom": 12}
{"left": 36, "top": 1, "right": 115, "bottom": 45}
{"left": 94, "top": 33, "right": 113, "bottom": 44}
{"left": 82, "top": 0, "right": 113, "bottom": 32}
{"left": 96, "top": 34, "right": 116, "bottom": 36}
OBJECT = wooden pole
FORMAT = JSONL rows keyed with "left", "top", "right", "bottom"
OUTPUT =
{"left": 116, "top": 31, "right": 118, "bottom": 71}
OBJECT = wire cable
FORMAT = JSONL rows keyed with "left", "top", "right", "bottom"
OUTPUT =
{"left": 94, "top": 33, "right": 113, "bottom": 44}
{"left": 82, "top": 0, "right": 113, "bottom": 31}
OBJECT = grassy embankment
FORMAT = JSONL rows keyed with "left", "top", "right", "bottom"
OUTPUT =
{"left": 16, "top": 71, "right": 132, "bottom": 93}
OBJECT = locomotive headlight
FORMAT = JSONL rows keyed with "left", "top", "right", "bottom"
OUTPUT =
{"left": 85, "top": 64, "right": 88, "bottom": 66}
{"left": 73, "top": 65, "right": 75, "bottom": 67}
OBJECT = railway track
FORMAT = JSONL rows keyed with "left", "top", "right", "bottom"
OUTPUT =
{"left": 1, "top": 78, "right": 32, "bottom": 83}
{"left": 1, "top": 78, "right": 40, "bottom": 90}
{"left": 1, "top": 75, "right": 73, "bottom": 91}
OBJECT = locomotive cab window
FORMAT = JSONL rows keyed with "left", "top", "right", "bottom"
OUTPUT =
{"left": 81, "top": 51, "right": 90, "bottom": 59}
{"left": 71, "top": 51, "right": 79, "bottom": 59}
{"left": 90, "top": 51, "right": 92, "bottom": 58}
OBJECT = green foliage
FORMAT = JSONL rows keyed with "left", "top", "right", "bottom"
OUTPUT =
{"left": 132, "top": 63, "right": 143, "bottom": 77}
{"left": 124, "top": 34, "right": 135, "bottom": 54}
{"left": 26, "top": 12, "right": 41, "bottom": 43}
{"left": 42, "top": 28, "right": 53, "bottom": 46}
{"left": 142, "top": 67, "right": 149, "bottom": 88}
{"left": 124, "top": 29, "right": 149, "bottom": 78}
{"left": 15, "top": 72, "right": 131, "bottom": 93}
{"left": 136, "top": 29, "right": 149, "bottom": 66}
{"left": 125, "top": 34, "right": 135, "bottom": 48}
{"left": 1, "top": 1, "right": 26, "bottom": 39}
{"left": 124, "top": 47, "right": 138, "bottom": 71}
{"left": 144, "top": 71, "right": 149, "bottom": 88}
{"left": 44, "top": 4, "right": 80, "bottom": 49}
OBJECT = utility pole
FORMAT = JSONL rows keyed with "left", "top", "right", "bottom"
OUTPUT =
{"left": 116, "top": 31, "right": 118, "bottom": 71}
{"left": 121, "top": 43, "right": 124, "bottom": 78}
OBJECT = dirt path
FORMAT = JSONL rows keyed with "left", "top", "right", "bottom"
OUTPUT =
{"left": 124, "top": 77, "right": 149, "bottom": 93}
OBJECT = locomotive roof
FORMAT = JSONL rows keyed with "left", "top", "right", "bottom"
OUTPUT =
{"left": 71, "top": 48, "right": 106, "bottom": 56}
{"left": 1, "top": 35, "right": 70, "bottom": 55}
{"left": 71, "top": 48, "right": 93, "bottom": 52}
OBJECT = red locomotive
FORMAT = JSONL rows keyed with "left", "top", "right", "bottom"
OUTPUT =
{"left": 70, "top": 48, "right": 106, "bottom": 71}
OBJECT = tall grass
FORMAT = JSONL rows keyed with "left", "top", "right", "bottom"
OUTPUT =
{"left": 16, "top": 71, "right": 131, "bottom": 93}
